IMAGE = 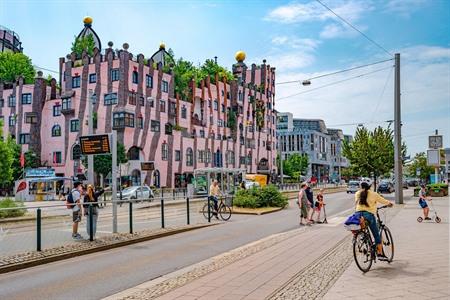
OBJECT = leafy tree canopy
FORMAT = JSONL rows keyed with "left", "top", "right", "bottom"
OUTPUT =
{"left": 83, "top": 143, "right": 128, "bottom": 177}
{"left": 406, "top": 152, "right": 434, "bottom": 181}
{"left": 71, "top": 34, "right": 95, "bottom": 58}
{"left": 282, "top": 153, "right": 309, "bottom": 181}
{"left": 0, "top": 52, "right": 36, "bottom": 84}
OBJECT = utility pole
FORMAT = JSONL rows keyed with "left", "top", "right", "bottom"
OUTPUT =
{"left": 87, "top": 90, "right": 94, "bottom": 185}
{"left": 394, "top": 53, "right": 403, "bottom": 204}
{"left": 279, "top": 135, "right": 284, "bottom": 184}
{"left": 111, "top": 116, "right": 118, "bottom": 233}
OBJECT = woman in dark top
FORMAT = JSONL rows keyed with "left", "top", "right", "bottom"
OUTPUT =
{"left": 84, "top": 185, "right": 104, "bottom": 239}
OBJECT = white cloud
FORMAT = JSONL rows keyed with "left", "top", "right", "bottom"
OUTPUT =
{"left": 384, "top": 0, "right": 427, "bottom": 17}
{"left": 320, "top": 23, "right": 366, "bottom": 39}
{"left": 274, "top": 45, "right": 450, "bottom": 155}
{"left": 265, "top": 0, "right": 372, "bottom": 24}
{"left": 266, "top": 53, "right": 316, "bottom": 71}
{"left": 271, "top": 36, "right": 321, "bottom": 51}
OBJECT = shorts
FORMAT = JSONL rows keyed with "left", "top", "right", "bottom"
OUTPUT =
{"left": 72, "top": 210, "right": 82, "bottom": 223}
{"left": 300, "top": 203, "right": 308, "bottom": 218}
{"left": 419, "top": 199, "right": 428, "bottom": 209}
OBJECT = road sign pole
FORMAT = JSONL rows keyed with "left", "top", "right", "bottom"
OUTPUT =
{"left": 394, "top": 53, "right": 403, "bottom": 204}
{"left": 87, "top": 90, "right": 94, "bottom": 185}
{"left": 111, "top": 130, "right": 118, "bottom": 233}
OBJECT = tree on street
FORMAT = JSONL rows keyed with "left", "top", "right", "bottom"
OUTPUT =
{"left": 0, "top": 123, "right": 14, "bottom": 187}
{"left": 406, "top": 152, "right": 434, "bottom": 182}
{"left": 83, "top": 143, "right": 128, "bottom": 182}
{"left": 282, "top": 153, "right": 309, "bottom": 181}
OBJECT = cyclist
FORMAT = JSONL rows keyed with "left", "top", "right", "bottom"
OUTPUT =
{"left": 418, "top": 184, "right": 431, "bottom": 220}
{"left": 209, "top": 180, "right": 221, "bottom": 219}
{"left": 355, "top": 182, "right": 393, "bottom": 258}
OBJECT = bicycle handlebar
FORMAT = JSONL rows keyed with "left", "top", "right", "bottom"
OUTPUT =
{"left": 377, "top": 205, "right": 390, "bottom": 210}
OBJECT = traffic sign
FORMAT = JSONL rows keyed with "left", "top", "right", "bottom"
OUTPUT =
{"left": 79, "top": 134, "right": 111, "bottom": 155}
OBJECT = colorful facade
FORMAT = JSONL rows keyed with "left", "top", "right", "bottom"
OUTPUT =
{"left": 0, "top": 18, "right": 277, "bottom": 188}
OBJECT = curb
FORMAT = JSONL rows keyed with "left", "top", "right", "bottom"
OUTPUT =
{"left": 0, "top": 223, "right": 218, "bottom": 275}
{"left": 231, "top": 207, "right": 283, "bottom": 215}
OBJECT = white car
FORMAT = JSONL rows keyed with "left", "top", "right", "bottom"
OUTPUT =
{"left": 347, "top": 180, "right": 360, "bottom": 193}
{"left": 245, "top": 181, "right": 260, "bottom": 189}
{"left": 117, "top": 185, "right": 154, "bottom": 200}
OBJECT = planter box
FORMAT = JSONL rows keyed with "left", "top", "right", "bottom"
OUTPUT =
{"left": 430, "top": 189, "right": 445, "bottom": 197}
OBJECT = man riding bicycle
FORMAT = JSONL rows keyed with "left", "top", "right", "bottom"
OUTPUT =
{"left": 209, "top": 180, "right": 221, "bottom": 219}
{"left": 355, "top": 182, "right": 393, "bottom": 258}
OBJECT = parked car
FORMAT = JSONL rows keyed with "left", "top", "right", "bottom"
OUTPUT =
{"left": 403, "top": 179, "right": 409, "bottom": 189}
{"left": 407, "top": 178, "right": 419, "bottom": 187}
{"left": 347, "top": 180, "right": 360, "bottom": 193}
{"left": 377, "top": 181, "right": 394, "bottom": 194}
{"left": 245, "top": 181, "right": 260, "bottom": 189}
{"left": 117, "top": 185, "right": 154, "bottom": 200}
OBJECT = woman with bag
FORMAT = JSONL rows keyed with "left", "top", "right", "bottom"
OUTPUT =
{"left": 355, "top": 182, "right": 393, "bottom": 257}
{"left": 84, "top": 185, "right": 104, "bottom": 239}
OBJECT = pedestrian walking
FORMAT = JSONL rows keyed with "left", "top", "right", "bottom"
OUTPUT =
{"left": 69, "top": 181, "right": 84, "bottom": 240}
{"left": 84, "top": 185, "right": 104, "bottom": 239}
{"left": 297, "top": 183, "right": 312, "bottom": 226}
{"left": 305, "top": 184, "right": 315, "bottom": 223}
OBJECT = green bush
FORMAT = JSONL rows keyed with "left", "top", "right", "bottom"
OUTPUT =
{"left": 427, "top": 183, "right": 448, "bottom": 189}
{"left": 0, "top": 198, "right": 27, "bottom": 218}
{"left": 233, "top": 185, "right": 287, "bottom": 208}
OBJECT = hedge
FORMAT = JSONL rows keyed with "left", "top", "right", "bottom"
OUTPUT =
{"left": 234, "top": 185, "right": 288, "bottom": 208}
{"left": 0, "top": 198, "right": 27, "bottom": 219}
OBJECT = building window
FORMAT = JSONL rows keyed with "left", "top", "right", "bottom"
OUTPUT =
{"left": 19, "top": 133, "right": 30, "bottom": 144}
{"left": 70, "top": 119, "right": 80, "bottom": 132}
{"left": 62, "top": 98, "right": 71, "bottom": 110}
{"left": 221, "top": 104, "right": 225, "bottom": 113}
{"left": 89, "top": 73, "right": 97, "bottom": 83}
{"left": 238, "top": 91, "right": 243, "bottom": 102}
{"left": 127, "top": 146, "right": 140, "bottom": 160}
{"left": 186, "top": 148, "right": 193, "bottom": 166}
{"left": 161, "top": 80, "right": 169, "bottom": 93}
{"left": 226, "top": 151, "right": 235, "bottom": 164}
{"left": 8, "top": 95, "right": 16, "bottom": 107}
{"left": 160, "top": 100, "right": 166, "bottom": 112}
{"left": 165, "top": 123, "right": 173, "bottom": 135}
{"left": 148, "top": 97, "right": 154, "bottom": 107}
{"left": 72, "top": 76, "right": 81, "bottom": 88}
{"left": 25, "top": 113, "right": 37, "bottom": 124}
{"left": 0, "top": 98, "right": 4, "bottom": 107}
{"left": 129, "top": 92, "right": 137, "bottom": 105}
{"left": 146, "top": 75, "right": 153, "bottom": 88}
{"left": 139, "top": 96, "right": 144, "bottom": 106}
{"left": 175, "top": 150, "right": 181, "bottom": 161}
{"left": 113, "top": 112, "right": 134, "bottom": 128}
{"left": 53, "top": 151, "right": 62, "bottom": 164}
{"left": 111, "top": 68, "right": 119, "bottom": 81}
{"left": 151, "top": 120, "right": 160, "bottom": 132}
{"left": 52, "top": 125, "right": 61, "bottom": 137}
{"left": 132, "top": 71, "right": 139, "bottom": 84}
{"left": 214, "top": 100, "right": 218, "bottom": 111}
{"left": 198, "top": 150, "right": 205, "bottom": 163}
{"left": 205, "top": 150, "right": 211, "bottom": 163}
{"left": 104, "top": 93, "right": 118, "bottom": 105}
{"left": 8, "top": 115, "right": 16, "bottom": 126}
{"left": 169, "top": 102, "right": 176, "bottom": 115}
{"left": 161, "top": 143, "right": 169, "bottom": 161}
{"left": 181, "top": 106, "right": 187, "bottom": 119}
{"left": 210, "top": 116, "right": 214, "bottom": 125}
{"left": 21, "top": 93, "right": 32, "bottom": 104}
{"left": 200, "top": 130, "right": 205, "bottom": 138}
{"left": 137, "top": 116, "right": 143, "bottom": 129}
{"left": 53, "top": 104, "right": 61, "bottom": 116}
{"left": 218, "top": 119, "right": 223, "bottom": 127}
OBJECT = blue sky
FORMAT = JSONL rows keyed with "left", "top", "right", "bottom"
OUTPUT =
{"left": 1, "top": 0, "right": 449, "bottom": 156}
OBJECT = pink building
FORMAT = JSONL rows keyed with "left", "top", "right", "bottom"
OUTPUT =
{"left": 0, "top": 18, "right": 277, "bottom": 188}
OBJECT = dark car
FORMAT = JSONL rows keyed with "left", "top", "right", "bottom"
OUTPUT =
{"left": 377, "top": 181, "right": 394, "bottom": 194}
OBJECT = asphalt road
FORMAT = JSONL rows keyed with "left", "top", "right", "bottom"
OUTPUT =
{"left": 0, "top": 191, "right": 356, "bottom": 300}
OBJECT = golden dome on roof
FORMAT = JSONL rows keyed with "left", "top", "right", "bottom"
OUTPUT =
{"left": 159, "top": 42, "right": 166, "bottom": 50}
{"left": 83, "top": 16, "right": 93, "bottom": 25}
{"left": 235, "top": 50, "right": 246, "bottom": 62}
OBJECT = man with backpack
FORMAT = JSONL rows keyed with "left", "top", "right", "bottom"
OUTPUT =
{"left": 67, "top": 181, "right": 84, "bottom": 239}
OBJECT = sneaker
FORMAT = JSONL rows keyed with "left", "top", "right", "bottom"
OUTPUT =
{"left": 72, "top": 233, "right": 83, "bottom": 240}
{"left": 425, "top": 217, "right": 432, "bottom": 220}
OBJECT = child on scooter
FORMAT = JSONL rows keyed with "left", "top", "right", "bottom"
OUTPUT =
{"left": 419, "top": 184, "right": 432, "bottom": 220}
{"left": 312, "top": 189, "right": 325, "bottom": 223}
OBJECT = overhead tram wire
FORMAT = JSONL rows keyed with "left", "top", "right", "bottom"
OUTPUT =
{"left": 315, "top": 0, "right": 393, "bottom": 58}
{"left": 276, "top": 58, "right": 393, "bottom": 85}
{"left": 276, "top": 65, "right": 394, "bottom": 101}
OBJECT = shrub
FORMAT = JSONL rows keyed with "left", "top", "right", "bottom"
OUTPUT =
{"left": 233, "top": 185, "right": 287, "bottom": 208}
{"left": 0, "top": 198, "right": 27, "bottom": 218}
{"left": 234, "top": 189, "right": 257, "bottom": 208}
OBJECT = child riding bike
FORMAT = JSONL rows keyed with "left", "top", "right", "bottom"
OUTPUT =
{"left": 355, "top": 182, "right": 393, "bottom": 258}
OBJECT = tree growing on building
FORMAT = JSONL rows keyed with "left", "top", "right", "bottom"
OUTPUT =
{"left": 406, "top": 152, "right": 434, "bottom": 182}
{"left": 343, "top": 126, "right": 406, "bottom": 191}
{"left": 71, "top": 34, "right": 96, "bottom": 57}
{"left": 0, "top": 52, "right": 36, "bottom": 84}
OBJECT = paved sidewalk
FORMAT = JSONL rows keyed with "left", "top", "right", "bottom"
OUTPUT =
{"left": 323, "top": 196, "right": 449, "bottom": 300}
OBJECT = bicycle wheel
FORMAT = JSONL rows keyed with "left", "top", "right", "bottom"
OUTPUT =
{"left": 381, "top": 227, "right": 394, "bottom": 262}
{"left": 219, "top": 204, "right": 232, "bottom": 221}
{"left": 353, "top": 231, "right": 373, "bottom": 273}
{"left": 202, "top": 202, "right": 213, "bottom": 220}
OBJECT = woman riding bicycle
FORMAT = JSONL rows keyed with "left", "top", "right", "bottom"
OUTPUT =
{"left": 355, "top": 182, "right": 393, "bottom": 257}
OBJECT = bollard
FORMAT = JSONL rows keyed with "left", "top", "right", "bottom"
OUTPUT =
{"left": 129, "top": 201, "right": 133, "bottom": 234}
{"left": 207, "top": 196, "right": 211, "bottom": 223}
{"left": 37, "top": 208, "right": 42, "bottom": 251}
{"left": 161, "top": 189, "right": 164, "bottom": 198}
{"left": 89, "top": 204, "right": 94, "bottom": 241}
{"left": 173, "top": 189, "right": 175, "bottom": 201}
{"left": 161, "top": 199, "right": 165, "bottom": 228}
{"left": 186, "top": 197, "right": 190, "bottom": 225}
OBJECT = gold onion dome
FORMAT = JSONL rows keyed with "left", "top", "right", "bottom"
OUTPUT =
{"left": 159, "top": 42, "right": 166, "bottom": 50}
{"left": 235, "top": 50, "right": 246, "bottom": 62}
{"left": 83, "top": 16, "right": 93, "bottom": 25}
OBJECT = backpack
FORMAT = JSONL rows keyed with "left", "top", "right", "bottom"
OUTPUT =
{"left": 66, "top": 189, "right": 75, "bottom": 209}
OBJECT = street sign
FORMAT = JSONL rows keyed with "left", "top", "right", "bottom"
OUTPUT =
{"left": 79, "top": 134, "right": 111, "bottom": 155}
{"left": 427, "top": 149, "right": 440, "bottom": 167}
{"left": 141, "top": 161, "right": 155, "bottom": 171}
{"left": 429, "top": 135, "right": 443, "bottom": 149}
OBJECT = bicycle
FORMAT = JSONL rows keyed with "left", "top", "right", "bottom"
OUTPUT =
{"left": 202, "top": 196, "right": 232, "bottom": 221}
{"left": 352, "top": 205, "right": 394, "bottom": 273}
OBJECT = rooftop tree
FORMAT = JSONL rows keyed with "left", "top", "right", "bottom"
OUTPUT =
{"left": 71, "top": 34, "right": 95, "bottom": 58}
{"left": 0, "top": 52, "right": 36, "bottom": 84}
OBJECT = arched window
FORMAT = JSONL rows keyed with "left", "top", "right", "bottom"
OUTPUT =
{"left": 161, "top": 142, "right": 168, "bottom": 161}
{"left": 127, "top": 146, "right": 140, "bottom": 160}
{"left": 226, "top": 151, "right": 235, "bottom": 164}
{"left": 132, "top": 71, "right": 139, "bottom": 84}
{"left": 52, "top": 124, "right": 61, "bottom": 137}
{"left": 72, "top": 144, "right": 81, "bottom": 160}
{"left": 153, "top": 170, "right": 160, "bottom": 188}
{"left": 131, "top": 169, "right": 141, "bottom": 186}
{"left": 186, "top": 148, "right": 193, "bottom": 166}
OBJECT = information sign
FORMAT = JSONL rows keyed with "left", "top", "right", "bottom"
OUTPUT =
{"left": 79, "top": 134, "right": 111, "bottom": 155}
{"left": 141, "top": 162, "right": 155, "bottom": 171}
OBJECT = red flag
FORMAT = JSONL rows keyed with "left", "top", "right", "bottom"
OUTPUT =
{"left": 17, "top": 181, "right": 27, "bottom": 193}
{"left": 20, "top": 153, "right": 25, "bottom": 168}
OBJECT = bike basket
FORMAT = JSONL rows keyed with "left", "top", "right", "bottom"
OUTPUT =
{"left": 224, "top": 196, "right": 233, "bottom": 207}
